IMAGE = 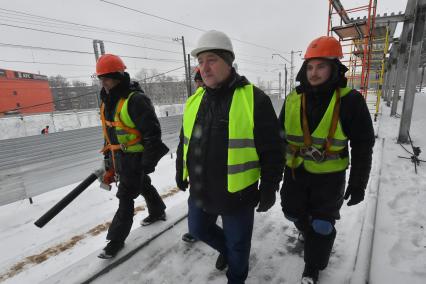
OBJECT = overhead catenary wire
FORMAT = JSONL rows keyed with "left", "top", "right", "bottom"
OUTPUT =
{"left": 0, "top": 23, "right": 181, "bottom": 55}
{"left": 0, "top": 7, "right": 287, "bottom": 87}
{"left": 0, "top": 42, "right": 182, "bottom": 63}
{"left": 99, "top": 0, "right": 290, "bottom": 54}
{"left": 0, "top": 59, "right": 94, "bottom": 67}
{"left": 0, "top": 8, "right": 178, "bottom": 45}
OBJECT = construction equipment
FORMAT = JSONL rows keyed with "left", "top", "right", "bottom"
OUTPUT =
{"left": 34, "top": 169, "right": 105, "bottom": 228}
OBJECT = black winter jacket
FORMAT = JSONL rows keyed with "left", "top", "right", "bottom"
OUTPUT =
{"left": 101, "top": 73, "right": 168, "bottom": 175}
{"left": 279, "top": 60, "right": 375, "bottom": 192}
{"left": 176, "top": 69, "right": 284, "bottom": 215}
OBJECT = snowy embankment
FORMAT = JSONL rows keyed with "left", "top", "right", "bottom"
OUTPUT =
{"left": 0, "top": 94, "right": 425, "bottom": 283}
{"left": 0, "top": 104, "right": 184, "bottom": 140}
{"left": 369, "top": 93, "right": 426, "bottom": 283}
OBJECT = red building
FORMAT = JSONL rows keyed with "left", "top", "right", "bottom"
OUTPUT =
{"left": 0, "top": 68, "right": 54, "bottom": 115}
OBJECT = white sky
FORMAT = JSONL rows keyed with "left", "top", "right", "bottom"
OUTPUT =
{"left": 0, "top": 0, "right": 407, "bottom": 85}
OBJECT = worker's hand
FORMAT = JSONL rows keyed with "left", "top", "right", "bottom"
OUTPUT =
{"left": 344, "top": 185, "right": 365, "bottom": 206}
{"left": 102, "top": 169, "right": 116, "bottom": 185}
{"left": 143, "top": 165, "right": 155, "bottom": 174}
{"left": 256, "top": 182, "right": 277, "bottom": 212}
{"left": 176, "top": 173, "right": 189, "bottom": 191}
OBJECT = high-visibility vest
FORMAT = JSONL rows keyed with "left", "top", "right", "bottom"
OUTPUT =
{"left": 100, "top": 92, "right": 144, "bottom": 154}
{"left": 182, "top": 85, "right": 260, "bottom": 193}
{"left": 284, "top": 87, "right": 351, "bottom": 173}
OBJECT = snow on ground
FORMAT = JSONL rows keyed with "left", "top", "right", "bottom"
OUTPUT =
{"left": 0, "top": 155, "right": 182, "bottom": 283}
{"left": 369, "top": 93, "right": 426, "bottom": 284}
{"left": 0, "top": 93, "right": 425, "bottom": 283}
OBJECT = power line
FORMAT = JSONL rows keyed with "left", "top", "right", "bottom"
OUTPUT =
{"left": 0, "top": 42, "right": 182, "bottom": 63}
{"left": 142, "top": 66, "right": 185, "bottom": 80}
{"left": 0, "top": 23, "right": 181, "bottom": 54}
{"left": 100, "top": 0, "right": 289, "bottom": 54}
{"left": 0, "top": 59, "right": 94, "bottom": 67}
{"left": 0, "top": 8, "right": 177, "bottom": 45}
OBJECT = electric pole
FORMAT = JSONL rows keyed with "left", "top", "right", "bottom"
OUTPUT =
{"left": 93, "top": 40, "right": 105, "bottom": 62}
{"left": 278, "top": 72, "right": 282, "bottom": 98}
{"left": 290, "top": 50, "right": 302, "bottom": 91}
{"left": 92, "top": 40, "right": 105, "bottom": 109}
{"left": 284, "top": 64, "right": 288, "bottom": 97}
{"left": 181, "top": 36, "right": 190, "bottom": 97}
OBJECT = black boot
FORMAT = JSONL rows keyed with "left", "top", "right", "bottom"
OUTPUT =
{"left": 182, "top": 232, "right": 197, "bottom": 243}
{"left": 140, "top": 212, "right": 166, "bottom": 226}
{"left": 304, "top": 227, "right": 336, "bottom": 270}
{"left": 215, "top": 253, "right": 227, "bottom": 271}
{"left": 98, "top": 240, "right": 124, "bottom": 259}
{"left": 301, "top": 264, "right": 319, "bottom": 284}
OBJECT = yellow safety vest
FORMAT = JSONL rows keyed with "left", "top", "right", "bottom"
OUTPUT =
{"left": 284, "top": 87, "right": 351, "bottom": 173}
{"left": 182, "top": 85, "right": 260, "bottom": 193}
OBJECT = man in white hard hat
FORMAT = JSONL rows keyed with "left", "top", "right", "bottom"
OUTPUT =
{"left": 176, "top": 30, "right": 283, "bottom": 283}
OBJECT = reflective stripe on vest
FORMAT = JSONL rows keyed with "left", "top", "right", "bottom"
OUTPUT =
{"left": 182, "top": 85, "right": 260, "bottom": 193}
{"left": 284, "top": 87, "right": 351, "bottom": 173}
{"left": 115, "top": 92, "right": 144, "bottom": 153}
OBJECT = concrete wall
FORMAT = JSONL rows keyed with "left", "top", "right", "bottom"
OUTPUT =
{"left": 0, "top": 104, "right": 185, "bottom": 140}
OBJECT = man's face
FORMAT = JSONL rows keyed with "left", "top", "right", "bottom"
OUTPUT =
{"left": 306, "top": 58, "right": 332, "bottom": 87}
{"left": 197, "top": 52, "right": 231, "bottom": 89}
{"left": 99, "top": 77, "right": 120, "bottom": 93}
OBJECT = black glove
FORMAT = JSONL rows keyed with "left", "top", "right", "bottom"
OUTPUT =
{"left": 256, "top": 182, "right": 278, "bottom": 212}
{"left": 141, "top": 142, "right": 169, "bottom": 174}
{"left": 176, "top": 173, "right": 189, "bottom": 191}
{"left": 144, "top": 165, "right": 155, "bottom": 174}
{"left": 344, "top": 185, "right": 365, "bottom": 206}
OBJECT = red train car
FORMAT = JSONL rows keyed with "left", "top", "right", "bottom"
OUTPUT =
{"left": 0, "top": 68, "right": 54, "bottom": 115}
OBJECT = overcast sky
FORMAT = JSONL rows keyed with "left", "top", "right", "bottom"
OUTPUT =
{"left": 0, "top": 0, "right": 407, "bottom": 86}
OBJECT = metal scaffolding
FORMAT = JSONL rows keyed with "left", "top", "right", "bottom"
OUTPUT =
{"left": 327, "top": 0, "right": 378, "bottom": 98}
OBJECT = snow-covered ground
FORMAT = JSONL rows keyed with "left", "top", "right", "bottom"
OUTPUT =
{"left": 369, "top": 93, "right": 426, "bottom": 283}
{"left": 0, "top": 93, "right": 425, "bottom": 283}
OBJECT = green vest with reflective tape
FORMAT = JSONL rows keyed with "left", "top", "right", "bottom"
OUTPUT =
{"left": 182, "top": 85, "right": 260, "bottom": 193}
{"left": 114, "top": 92, "right": 144, "bottom": 153}
{"left": 284, "top": 87, "right": 351, "bottom": 173}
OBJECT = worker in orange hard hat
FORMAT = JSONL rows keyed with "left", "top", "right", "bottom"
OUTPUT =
{"left": 278, "top": 36, "right": 375, "bottom": 284}
{"left": 96, "top": 54, "right": 169, "bottom": 259}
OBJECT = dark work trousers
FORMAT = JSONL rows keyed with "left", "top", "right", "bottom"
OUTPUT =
{"left": 107, "top": 173, "right": 166, "bottom": 242}
{"left": 280, "top": 166, "right": 346, "bottom": 226}
{"left": 188, "top": 196, "right": 254, "bottom": 284}
{"left": 280, "top": 166, "right": 345, "bottom": 270}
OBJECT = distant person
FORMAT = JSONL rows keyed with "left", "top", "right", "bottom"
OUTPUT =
{"left": 193, "top": 67, "right": 204, "bottom": 89}
{"left": 176, "top": 30, "right": 283, "bottom": 283}
{"left": 41, "top": 125, "right": 49, "bottom": 135}
{"left": 181, "top": 67, "right": 204, "bottom": 244}
{"left": 96, "top": 54, "right": 169, "bottom": 259}
{"left": 279, "top": 36, "right": 375, "bottom": 284}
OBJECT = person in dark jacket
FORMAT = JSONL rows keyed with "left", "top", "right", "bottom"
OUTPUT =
{"left": 181, "top": 67, "right": 204, "bottom": 244}
{"left": 176, "top": 30, "right": 283, "bottom": 284}
{"left": 96, "top": 54, "right": 169, "bottom": 259}
{"left": 279, "top": 36, "right": 375, "bottom": 284}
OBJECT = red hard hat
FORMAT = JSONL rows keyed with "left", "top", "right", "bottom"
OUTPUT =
{"left": 304, "top": 36, "right": 343, "bottom": 60}
{"left": 96, "top": 54, "right": 126, "bottom": 76}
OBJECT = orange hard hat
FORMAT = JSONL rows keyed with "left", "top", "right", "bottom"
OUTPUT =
{"left": 96, "top": 54, "right": 127, "bottom": 76}
{"left": 304, "top": 36, "right": 343, "bottom": 60}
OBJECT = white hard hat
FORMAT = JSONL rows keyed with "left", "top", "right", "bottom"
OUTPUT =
{"left": 191, "top": 30, "right": 235, "bottom": 58}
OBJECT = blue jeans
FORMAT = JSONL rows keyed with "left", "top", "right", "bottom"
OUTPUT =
{"left": 188, "top": 197, "right": 254, "bottom": 284}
